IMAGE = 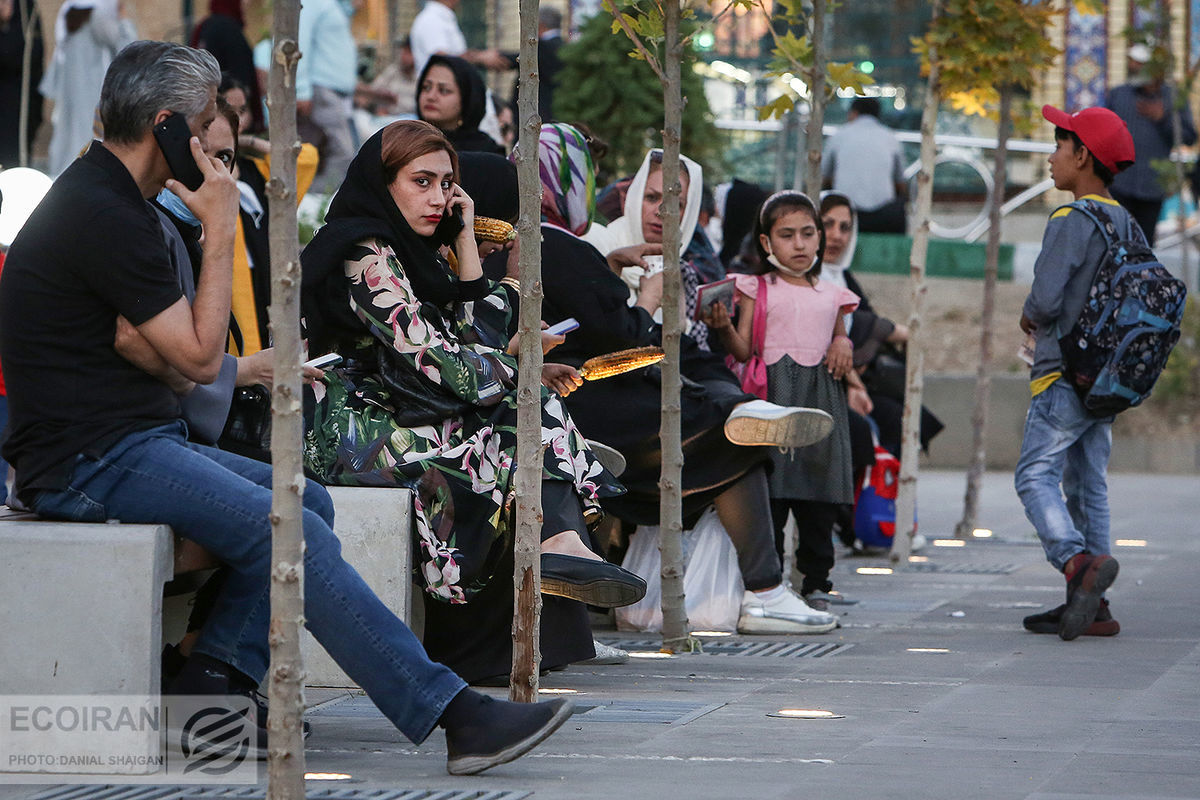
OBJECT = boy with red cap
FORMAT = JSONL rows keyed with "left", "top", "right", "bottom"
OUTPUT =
{"left": 1015, "top": 105, "right": 1136, "bottom": 641}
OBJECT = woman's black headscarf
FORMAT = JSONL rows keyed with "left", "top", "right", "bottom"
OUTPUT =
{"left": 301, "top": 124, "right": 484, "bottom": 352}
{"left": 416, "top": 55, "right": 504, "bottom": 156}
{"left": 719, "top": 178, "right": 769, "bottom": 268}
{"left": 458, "top": 151, "right": 518, "bottom": 221}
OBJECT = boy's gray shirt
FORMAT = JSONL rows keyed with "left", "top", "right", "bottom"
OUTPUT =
{"left": 1023, "top": 196, "right": 1138, "bottom": 380}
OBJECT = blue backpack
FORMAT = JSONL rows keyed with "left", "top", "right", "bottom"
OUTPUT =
{"left": 1056, "top": 199, "right": 1187, "bottom": 417}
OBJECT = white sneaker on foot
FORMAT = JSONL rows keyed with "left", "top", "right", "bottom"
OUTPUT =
{"left": 737, "top": 587, "right": 837, "bottom": 634}
{"left": 724, "top": 400, "right": 834, "bottom": 448}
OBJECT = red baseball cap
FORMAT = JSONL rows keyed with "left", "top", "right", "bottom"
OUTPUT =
{"left": 1042, "top": 105, "right": 1136, "bottom": 173}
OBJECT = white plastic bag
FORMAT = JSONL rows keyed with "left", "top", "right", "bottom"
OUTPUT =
{"left": 615, "top": 507, "right": 745, "bottom": 633}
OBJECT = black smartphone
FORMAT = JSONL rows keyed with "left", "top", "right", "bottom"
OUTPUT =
{"left": 152, "top": 113, "right": 205, "bottom": 192}
{"left": 433, "top": 207, "right": 465, "bottom": 246}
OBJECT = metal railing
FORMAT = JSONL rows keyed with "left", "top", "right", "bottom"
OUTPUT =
{"left": 715, "top": 117, "right": 1056, "bottom": 241}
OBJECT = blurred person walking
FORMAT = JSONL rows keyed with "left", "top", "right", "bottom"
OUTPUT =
{"left": 39, "top": 0, "right": 135, "bottom": 176}
{"left": 298, "top": 0, "right": 361, "bottom": 193}
{"left": 821, "top": 97, "right": 907, "bottom": 234}
{"left": 1104, "top": 43, "right": 1196, "bottom": 246}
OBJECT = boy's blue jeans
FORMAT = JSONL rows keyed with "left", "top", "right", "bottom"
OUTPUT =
{"left": 1014, "top": 380, "right": 1113, "bottom": 572}
{"left": 29, "top": 421, "right": 465, "bottom": 744}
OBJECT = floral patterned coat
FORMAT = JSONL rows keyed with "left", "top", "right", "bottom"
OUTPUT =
{"left": 304, "top": 238, "right": 622, "bottom": 603}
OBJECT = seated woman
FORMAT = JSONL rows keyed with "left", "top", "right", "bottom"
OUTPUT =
{"left": 819, "top": 191, "right": 943, "bottom": 460}
{"left": 530, "top": 123, "right": 837, "bottom": 635}
{"left": 416, "top": 55, "right": 504, "bottom": 156}
{"left": 584, "top": 149, "right": 724, "bottom": 351}
{"left": 299, "top": 120, "right": 644, "bottom": 683}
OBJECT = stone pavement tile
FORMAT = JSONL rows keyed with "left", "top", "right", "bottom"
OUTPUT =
{"left": 1031, "top": 753, "right": 1200, "bottom": 799}
{"left": 830, "top": 747, "right": 1070, "bottom": 800}
{"left": 1087, "top": 719, "right": 1200, "bottom": 758}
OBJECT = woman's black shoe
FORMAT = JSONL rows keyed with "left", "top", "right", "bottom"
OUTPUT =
{"left": 540, "top": 553, "right": 647, "bottom": 608}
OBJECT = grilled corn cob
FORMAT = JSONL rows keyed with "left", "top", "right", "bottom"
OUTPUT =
{"left": 474, "top": 216, "right": 517, "bottom": 243}
{"left": 579, "top": 346, "right": 665, "bottom": 380}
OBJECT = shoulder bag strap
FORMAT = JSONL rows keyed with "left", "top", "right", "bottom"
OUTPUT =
{"left": 752, "top": 275, "right": 768, "bottom": 357}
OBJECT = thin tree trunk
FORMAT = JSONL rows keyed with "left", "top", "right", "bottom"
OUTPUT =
{"left": 17, "top": 0, "right": 35, "bottom": 167}
{"left": 891, "top": 0, "right": 940, "bottom": 565}
{"left": 955, "top": 85, "right": 1010, "bottom": 539}
{"left": 509, "top": 0, "right": 544, "bottom": 703}
{"left": 774, "top": 109, "right": 792, "bottom": 192}
{"left": 265, "top": 0, "right": 306, "bottom": 794}
{"left": 804, "top": 0, "right": 825, "bottom": 196}
{"left": 658, "top": 0, "right": 688, "bottom": 652}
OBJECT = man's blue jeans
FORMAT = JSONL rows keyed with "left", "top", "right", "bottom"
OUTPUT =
{"left": 29, "top": 421, "right": 465, "bottom": 744}
{"left": 1014, "top": 380, "right": 1113, "bottom": 572}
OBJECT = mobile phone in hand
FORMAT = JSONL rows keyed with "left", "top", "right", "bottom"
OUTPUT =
{"left": 434, "top": 207, "right": 465, "bottom": 246}
{"left": 304, "top": 353, "right": 343, "bottom": 370}
{"left": 545, "top": 318, "right": 580, "bottom": 336}
{"left": 152, "top": 113, "right": 205, "bottom": 192}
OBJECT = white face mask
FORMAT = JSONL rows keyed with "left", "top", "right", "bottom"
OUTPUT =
{"left": 766, "top": 250, "right": 813, "bottom": 278}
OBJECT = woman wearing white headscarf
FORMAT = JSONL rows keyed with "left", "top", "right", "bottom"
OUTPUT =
{"left": 40, "top": 0, "right": 135, "bottom": 176}
{"left": 585, "top": 149, "right": 725, "bottom": 350}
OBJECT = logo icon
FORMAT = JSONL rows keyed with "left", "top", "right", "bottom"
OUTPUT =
{"left": 177, "top": 703, "right": 255, "bottom": 776}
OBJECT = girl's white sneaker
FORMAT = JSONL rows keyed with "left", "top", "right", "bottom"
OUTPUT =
{"left": 737, "top": 587, "right": 837, "bottom": 634}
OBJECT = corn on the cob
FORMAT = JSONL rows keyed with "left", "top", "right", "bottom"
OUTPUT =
{"left": 474, "top": 216, "right": 516, "bottom": 243}
{"left": 579, "top": 346, "right": 665, "bottom": 380}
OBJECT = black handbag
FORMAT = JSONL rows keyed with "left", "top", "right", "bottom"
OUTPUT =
{"left": 374, "top": 347, "right": 473, "bottom": 427}
{"left": 219, "top": 384, "right": 273, "bottom": 451}
{"left": 862, "top": 351, "right": 907, "bottom": 402}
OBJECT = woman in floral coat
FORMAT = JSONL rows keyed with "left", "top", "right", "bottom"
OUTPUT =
{"left": 300, "top": 120, "right": 642, "bottom": 682}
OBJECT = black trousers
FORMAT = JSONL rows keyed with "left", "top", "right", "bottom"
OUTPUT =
{"left": 770, "top": 499, "right": 839, "bottom": 596}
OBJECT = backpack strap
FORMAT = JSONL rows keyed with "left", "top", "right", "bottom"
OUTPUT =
{"left": 1053, "top": 198, "right": 1146, "bottom": 248}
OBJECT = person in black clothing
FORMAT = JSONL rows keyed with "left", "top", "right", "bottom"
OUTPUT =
{"left": 720, "top": 178, "right": 769, "bottom": 271}
{"left": 191, "top": 0, "right": 262, "bottom": 132}
{"left": 503, "top": 6, "right": 564, "bottom": 121}
{"left": 416, "top": 54, "right": 504, "bottom": 155}
{"left": 0, "top": 0, "right": 43, "bottom": 167}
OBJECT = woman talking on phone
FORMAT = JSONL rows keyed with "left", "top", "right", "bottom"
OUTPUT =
{"left": 300, "top": 120, "right": 644, "bottom": 682}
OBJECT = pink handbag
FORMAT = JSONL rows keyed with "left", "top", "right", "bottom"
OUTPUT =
{"left": 738, "top": 276, "right": 769, "bottom": 400}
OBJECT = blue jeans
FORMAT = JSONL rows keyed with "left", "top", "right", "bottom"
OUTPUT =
{"left": 1014, "top": 380, "right": 1113, "bottom": 571}
{"left": 29, "top": 421, "right": 465, "bottom": 743}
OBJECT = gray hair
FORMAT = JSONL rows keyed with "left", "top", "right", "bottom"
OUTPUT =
{"left": 99, "top": 41, "right": 221, "bottom": 145}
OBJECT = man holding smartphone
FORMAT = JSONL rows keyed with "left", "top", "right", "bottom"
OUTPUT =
{"left": 0, "top": 40, "right": 571, "bottom": 773}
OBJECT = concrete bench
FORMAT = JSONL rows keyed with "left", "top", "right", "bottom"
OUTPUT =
{"left": 0, "top": 486, "right": 415, "bottom": 698}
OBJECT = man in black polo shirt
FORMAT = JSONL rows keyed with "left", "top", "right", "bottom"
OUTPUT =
{"left": 0, "top": 40, "right": 570, "bottom": 774}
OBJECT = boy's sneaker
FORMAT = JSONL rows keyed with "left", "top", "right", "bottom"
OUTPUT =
{"left": 1059, "top": 553, "right": 1120, "bottom": 641}
{"left": 738, "top": 587, "right": 837, "bottom": 634}
{"left": 805, "top": 589, "right": 858, "bottom": 606}
{"left": 724, "top": 401, "right": 834, "bottom": 449}
{"left": 1023, "top": 599, "right": 1119, "bottom": 636}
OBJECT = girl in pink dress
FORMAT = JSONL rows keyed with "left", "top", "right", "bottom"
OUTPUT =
{"left": 704, "top": 191, "right": 860, "bottom": 606}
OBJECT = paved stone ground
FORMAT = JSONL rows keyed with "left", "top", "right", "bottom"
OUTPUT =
{"left": 3, "top": 470, "right": 1197, "bottom": 799}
